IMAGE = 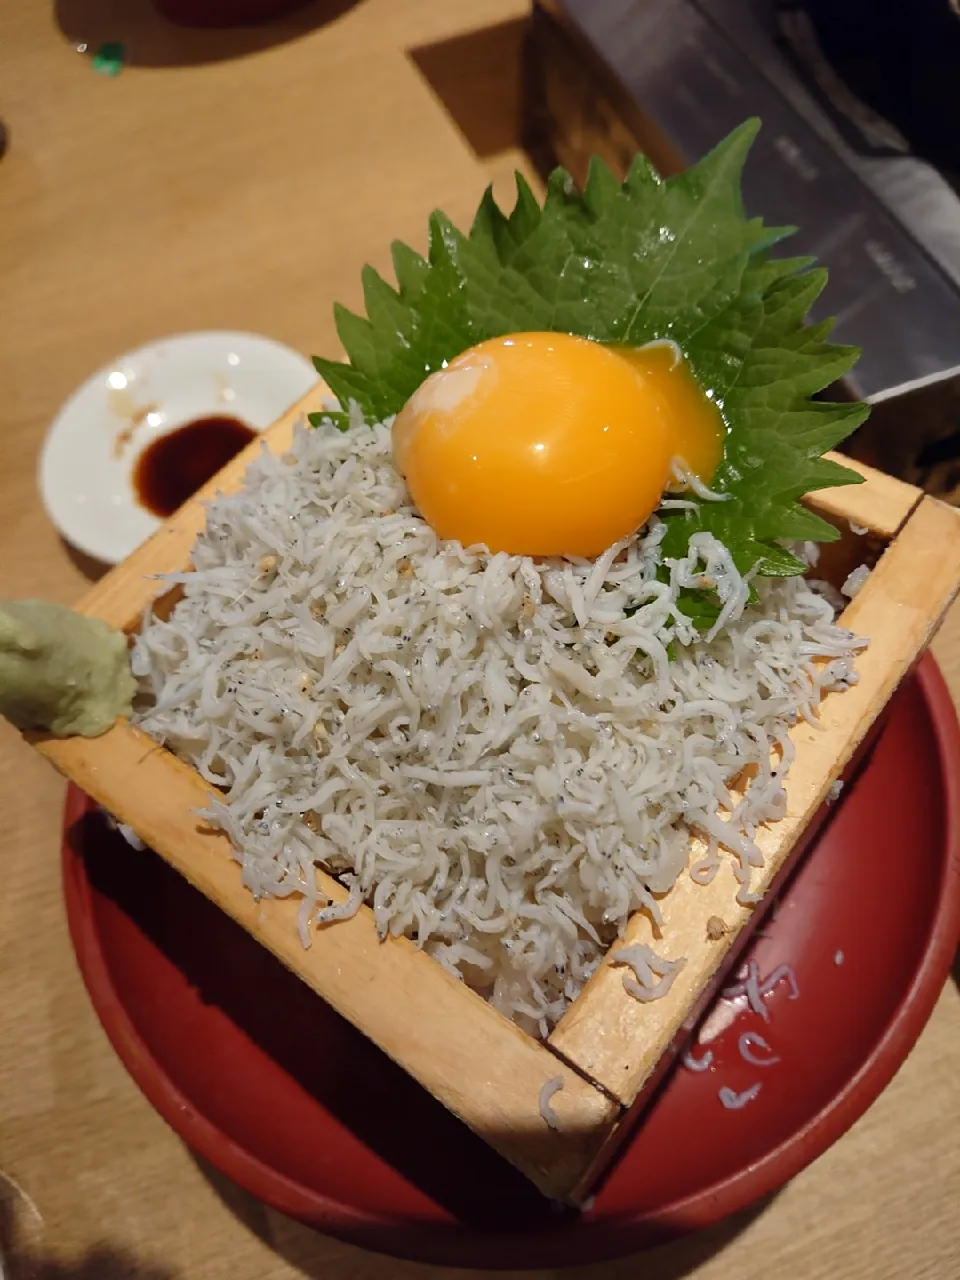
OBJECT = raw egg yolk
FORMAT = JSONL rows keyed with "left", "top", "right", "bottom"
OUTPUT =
{"left": 391, "top": 332, "right": 725, "bottom": 557}
{"left": 616, "top": 341, "right": 725, "bottom": 486}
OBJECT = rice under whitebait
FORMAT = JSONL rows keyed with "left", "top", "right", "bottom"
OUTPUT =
{"left": 842, "top": 564, "right": 871, "bottom": 598}
{"left": 132, "top": 417, "right": 863, "bottom": 1038}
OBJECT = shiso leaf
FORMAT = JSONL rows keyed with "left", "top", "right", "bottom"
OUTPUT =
{"left": 311, "top": 119, "right": 867, "bottom": 581}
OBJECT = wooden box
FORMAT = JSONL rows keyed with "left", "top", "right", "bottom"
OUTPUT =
{"left": 28, "top": 384, "right": 960, "bottom": 1204}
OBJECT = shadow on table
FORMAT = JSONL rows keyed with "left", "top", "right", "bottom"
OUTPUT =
{"left": 3, "top": 1250, "right": 174, "bottom": 1280}
{"left": 407, "top": 17, "right": 528, "bottom": 162}
{"left": 193, "top": 1153, "right": 776, "bottom": 1278}
{"left": 0, "top": 1194, "right": 174, "bottom": 1280}
{"left": 61, "top": 537, "right": 111, "bottom": 584}
{"left": 54, "top": 0, "right": 360, "bottom": 68}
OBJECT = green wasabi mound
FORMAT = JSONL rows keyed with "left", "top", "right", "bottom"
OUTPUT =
{"left": 0, "top": 600, "right": 135, "bottom": 737}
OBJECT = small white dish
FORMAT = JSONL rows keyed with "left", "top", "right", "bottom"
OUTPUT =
{"left": 39, "top": 331, "right": 318, "bottom": 565}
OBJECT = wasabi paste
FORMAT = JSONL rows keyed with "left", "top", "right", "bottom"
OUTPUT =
{"left": 0, "top": 600, "right": 135, "bottom": 737}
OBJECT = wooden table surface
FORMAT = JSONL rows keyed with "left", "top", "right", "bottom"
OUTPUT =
{"left": 1, "top": 2, "right": 959, "bottom": 1277}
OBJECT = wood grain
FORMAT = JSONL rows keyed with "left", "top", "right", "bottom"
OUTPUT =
{"left": 550, "top": 497, "right": 960, "bottom": 1104}
{"left": 2, "top": 0, "right": 960, "bottom": 1275}
{"left": 811, "top": 452, "right": 922, "bottom": 538}
{"left": 36, "top": 344, "right": 940, "bottom": 1182}
{"left": 32, "top": 386, "right": 629, "bottom": 1204}
{"left": 35, "top": 382, "right": 627, "bottom": 1203}
{"left": 25, "top": 384, "right": 953, "bottom": 1197}
{"left": 35, "top": 721, "right": 619, "bottom": 1202}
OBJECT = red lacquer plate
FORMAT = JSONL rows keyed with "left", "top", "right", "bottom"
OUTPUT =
{"left": 61, "top": 655, "right": 960, "bottom": 1270}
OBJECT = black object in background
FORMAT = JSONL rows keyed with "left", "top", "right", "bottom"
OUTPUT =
{"left": 790, "top": 0, "right": 960, "bottom": 173}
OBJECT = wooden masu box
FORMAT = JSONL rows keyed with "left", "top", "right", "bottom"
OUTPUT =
{"left": 27, "top": 384, "right": 960, "bottom": 1204}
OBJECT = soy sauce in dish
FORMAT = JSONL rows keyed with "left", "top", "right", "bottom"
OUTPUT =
{"left": 134, "top": 416, "right": 257, "bottom": 518}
